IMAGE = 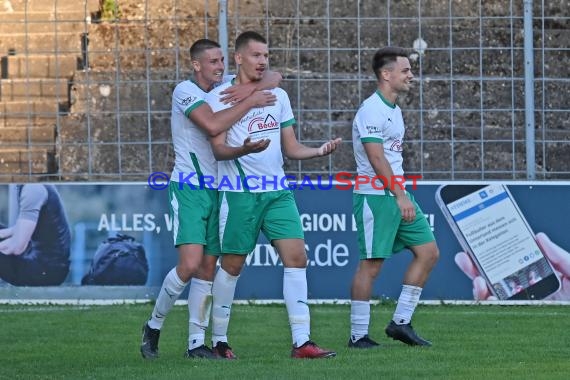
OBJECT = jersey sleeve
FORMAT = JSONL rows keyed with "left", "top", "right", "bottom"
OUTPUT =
{"left": 205, "top": 85, "right": 231, "bottom": 113}
{"left": 172, "top": 83, "right": 206, "bottom": 118}
{"left": 278, "top": 89, "right": 296, "bottom": 128}
{"left": 355, "top": 106, "right": 385, "bottom": 143}
{"left": 18, "top": 184, "right": 48, "bottom": 222}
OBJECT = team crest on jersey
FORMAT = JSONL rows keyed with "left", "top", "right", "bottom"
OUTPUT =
{"left": 248, "top": 114, "right": 279, "bottom": 134}
{"left": 180, "top": 95, "right": 197, "bottom": 106}
{"left": 390, "top": 139, "right": 403, "bottom": 152}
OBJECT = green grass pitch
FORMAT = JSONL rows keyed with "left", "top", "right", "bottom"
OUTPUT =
{"left": 1, "top": 303, "right": 569, "bottom": 379}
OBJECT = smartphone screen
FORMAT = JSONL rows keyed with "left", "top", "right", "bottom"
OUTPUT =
{"left": 436, "top": 184, "right": 560, "bottom": 300}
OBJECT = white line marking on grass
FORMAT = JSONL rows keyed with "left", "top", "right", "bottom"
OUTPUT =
{"left": 0, "top": 306, "right": 93, "bottom": 313}
{"left": 0, "top": 299, "right": 152, "bottom": 306}
{"left": 1, "top": 299, "right": 569, "bottom": 306}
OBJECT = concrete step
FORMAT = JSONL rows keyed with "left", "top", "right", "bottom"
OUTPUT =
{"left": 1, "top": 100, "right": 65, "bottom": 118}
{"left": 2, "top": 54, "right": 77, "bottom": 78}
{"left": 0, "top": 17, "right": 89, "bottom": 34}
{"left": 0, "top": 125, "right": 56, "bottom": 144}
{"left": 1, "top": 78, "right": 69, "bottom": 100}
{"left": 0, "top": 117, "right": 58, "bottom": 127}
{"left": 2, "top": 0, "right": 100, "bottom": 13}
{"left": 0, "top": 148, "right": 55, "bottom": 174}
{"left": 0, "top": 10, "right": 89, "bottom": 22}
{"left": 0, "top": 32, "right": 81, "bottom": 54}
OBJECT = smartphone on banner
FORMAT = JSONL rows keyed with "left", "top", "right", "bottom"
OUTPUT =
{"left": 436, "top": 184, "right": 560, "bottom": 300}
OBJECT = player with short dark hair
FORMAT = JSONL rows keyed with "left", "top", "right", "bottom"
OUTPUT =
{"left": 348, "top": 47, "right": 440, "bottom": 348}
{"left": 206, "top": 30, "right": 341, "bottom": 359}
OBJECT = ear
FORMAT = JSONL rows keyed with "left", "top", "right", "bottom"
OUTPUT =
{"left": 234, "top": 51, "right": 242, "bottom": 66}
{"left": 191, "top": 59, "right": 200, "bottom": 72}
{"left": 380, "top": 68, "right": 391, "bottom": 81}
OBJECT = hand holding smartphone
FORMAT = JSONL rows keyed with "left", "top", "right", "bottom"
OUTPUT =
{"left": 436, "top": 184, "right": 561, "bottom": 300}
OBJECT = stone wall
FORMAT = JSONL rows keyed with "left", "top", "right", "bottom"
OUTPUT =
{"left": 58, "top": 0, "right": 570, "bottom": 180}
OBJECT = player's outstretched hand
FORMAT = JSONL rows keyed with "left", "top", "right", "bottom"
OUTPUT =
{"left": 317, "top": 138, "right": 342, "bottom": 156}
{"left": 455, "top": 232, "right": 570, "bottom": 300}
{"left": 242, "top": 137, "right": 270, "bottom": 154}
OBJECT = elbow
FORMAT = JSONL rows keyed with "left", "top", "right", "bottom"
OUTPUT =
{"left": 206, "top": 126, "right": 222, "bottom": 138}
{"left": 16, "top": 244, "right": 28, "bottom": 256}
{"left": 202, "top": 120, "right": 225, "bottom": 137}
{"left": 282, "top": 146, "right": 300, "bottom": 160}
{"left": 284, "top": 153, "right": 298, "bottom": 160}
{"left": 212, "top": 147, "right": 226, "bottom": 161}
{"left": 212, "top": 149, "right": 222, "bottom": 161}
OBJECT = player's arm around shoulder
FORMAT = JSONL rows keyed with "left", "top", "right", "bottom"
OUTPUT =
{"left": 220, "top": 70, "right": 282, "bottom": 104}
{"left": 193, "top": 87, "right": 276, "bottom": 138}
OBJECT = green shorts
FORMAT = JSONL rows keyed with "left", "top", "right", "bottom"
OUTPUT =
{"left": 353, "top": 192, "right": 435, "bottom": 260}
{"left": 169, "top": 181, "right": 221, "bottom": 255}
{"left": 219, "top": 190, "right": 304, "bottom": 254}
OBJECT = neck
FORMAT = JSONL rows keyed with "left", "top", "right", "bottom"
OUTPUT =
{"left": 235, "top": 72, "right": 252, "bottom": 85}
{"left": 377, "top": 86, "right": 398, "bottom": 105}
{"left": 191, "top": 74, "right": 214, "bottom": 92}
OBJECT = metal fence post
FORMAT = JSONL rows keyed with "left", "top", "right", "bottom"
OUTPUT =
{"left": 218, "top": 0, "right": 229, "bottom": 71}
{"left": 524, "top": 0, "right": 536, "bottom": 179}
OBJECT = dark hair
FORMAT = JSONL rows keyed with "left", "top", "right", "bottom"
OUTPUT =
{"left": 235, "top": 31, "right": 267, "bottom": 51}
{"left": 190, "top": 39, "right": 221, "bottom": 61}
{"left": 372, "top": 47, "right": 410, "bottom": 79}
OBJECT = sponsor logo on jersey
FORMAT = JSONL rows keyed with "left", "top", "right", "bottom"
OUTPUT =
{"left": 248, "top": 114, "right": 279, "bottom": 134}
{"left": 390, "top": 139, "right": 403, "bottom": 152}
{"left": 365, "top": 125, "right": 381, "bottom": 134}
{"left": 180, "top": 95, "right": 197, "bottom": 106}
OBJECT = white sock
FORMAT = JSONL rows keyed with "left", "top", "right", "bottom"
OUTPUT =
{"left": 187, "top": 278, "right": 213, "bottom": 350}
{"left": 283, "top": 267, "right": 310, "bottom": 347}
{"left": 148, "top": 268, "right": 188, "bottom": 330}
{"left": 211, "top": 268, "right": 239, "bottom": 346}
{"left": 350, "top": 300, "right": 370, "bottom": 341}
{"left": 393, "top": 285, "right": 423, "bottom": 325}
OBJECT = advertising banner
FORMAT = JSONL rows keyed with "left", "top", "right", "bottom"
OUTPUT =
{"left": 0, "top": 182, "right": 568, "bottom": 301}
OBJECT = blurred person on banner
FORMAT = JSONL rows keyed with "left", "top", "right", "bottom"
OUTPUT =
{"left": 0, "top": 184, "right": 71, "bottom": 286}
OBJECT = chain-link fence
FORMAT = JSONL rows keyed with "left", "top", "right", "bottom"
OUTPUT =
{"left": 0, "top": 0, "right": 568, "bottom": 181}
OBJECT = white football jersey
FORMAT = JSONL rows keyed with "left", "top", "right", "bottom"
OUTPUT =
{"left": 352, "top": 90, "right": 405, "bottom": 194}
{"left": 170, "top": 76, "right": 233, "bottom": 187}
{"left": 206, "top": 80, "right": 296, "bottom": 192}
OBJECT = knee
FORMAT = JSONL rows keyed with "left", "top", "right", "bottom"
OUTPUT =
{"left": 220, "top": 257, "right": 245, "bottom": 277}
{"left": 177, "top": 259, "right": 201, "bottom": 282}
{"left": 195, "top": 256, "right": 218, "bottom": 281}
{"left": 426, "top": 246, "right": 440, "bottom": 267}
{"left": 411, "top": 243, "right": 439, "bottom": 272}
{"left": 222, "top": 263, "right": 242, "bottom": 277}
{"left": 357, "top": 260, "right": 382, "bottom": 279}
{"left": 286, "top": 251, "right": 308, "bottom": 268}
